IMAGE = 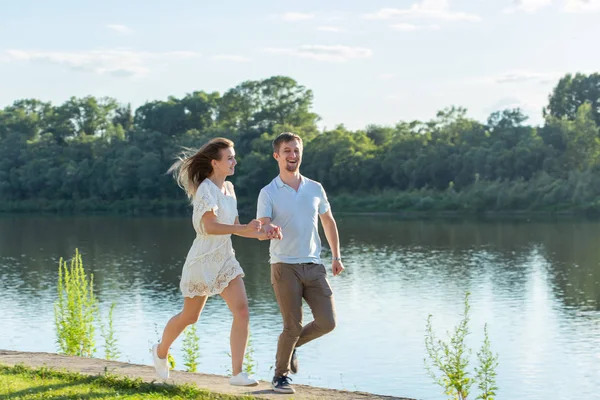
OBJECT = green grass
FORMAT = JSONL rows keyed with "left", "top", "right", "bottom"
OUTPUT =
{"left": 0, "top": 364, "right": 255, "bottom": 400}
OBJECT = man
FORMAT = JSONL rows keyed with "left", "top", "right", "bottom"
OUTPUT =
{"left": 257, "top": 132, "right": 345, "bottom": 394}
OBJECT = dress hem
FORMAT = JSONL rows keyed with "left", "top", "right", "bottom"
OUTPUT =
{"left": 181, "top": 272, "right": 245, "bottom": 298}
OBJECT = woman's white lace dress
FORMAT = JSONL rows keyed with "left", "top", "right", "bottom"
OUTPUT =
{"left": 179, "top": 179, "right": 244, "bottom": 298}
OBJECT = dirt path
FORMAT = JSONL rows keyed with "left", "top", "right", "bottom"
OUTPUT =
{"left": 0, "top": 350, "right": 414, "bottom": 400}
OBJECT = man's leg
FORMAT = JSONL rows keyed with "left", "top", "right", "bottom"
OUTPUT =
{"left": 296, "top": 263, "right": 336, "bottom": 348}
{"left": 271, "top": 263, "right": 303, "bottom": 377}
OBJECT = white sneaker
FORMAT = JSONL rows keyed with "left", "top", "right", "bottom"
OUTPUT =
{"left": 229, "top": 372, "right": 259, "bottom": 386}
{"left": 152, "top": 343, "right": 170, "bottom": 380}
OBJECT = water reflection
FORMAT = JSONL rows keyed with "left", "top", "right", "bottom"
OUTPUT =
{"left": 0, "top": 214, "right": 599, "bottom": 399}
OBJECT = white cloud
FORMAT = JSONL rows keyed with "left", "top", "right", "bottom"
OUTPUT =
{"left": 211, "top": 54, "right": 251, "bottom": 63}
{"left": 391, "top": 23, "right": 441, "bottom": 31}
{"left": 280, "top": 12, "right": 315, "bottom": 21}
{"left": 493, "top": 70, "right": 558, "bottom": 84}
{"left": 317, "top": 26, "right": 346, "bottom": 33}
{"left": 364, "top": 1, "right": 481, "bottom": 22}
{"left": 487, "top": 97, "right": 544, "bottom": 119}
{"left": 379, "top": 73, "right": 397, "bottom": 80}
{"left": 490, "top": 97, "right": 524, "bottom": 110}
{"left": 264, "top": 45, "right": 372, "bottom": 62}
{"left": 504, "top": 0, "right": 552, "bottom": 13}
{"left": 490, "top": 70, "right": 594, "bottom": 86}
{"left": 106, "top": 24, "right": 133, "bottom": 34}
{"left": 165, "top": 51, "right": 201, "bottom": 59}
{"left": 4, "top": 49, "right": 201, "bottom": 78}
{"left": 564, "top": 0, "right": 600, "bottom": 12}
{"left": 504, "top": 0, "right": 600, "bottom": 13}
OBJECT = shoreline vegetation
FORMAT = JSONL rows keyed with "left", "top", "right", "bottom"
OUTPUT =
{"left": 1, "top": 73, "right": 600, "bottom": 218}
{"left": 0, "top": 363, "right": 255, "bottom": 400}
{"left": 1, "top": 187, "right": 599, "bottom": 218}
{"left": 0, "top": 353, "right": 413, "bottom": 400}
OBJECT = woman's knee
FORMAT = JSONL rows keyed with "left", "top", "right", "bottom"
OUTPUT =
{"left": 180, "top": 310, "right": 201, "bottom": 325}
{"left": 181, "top": 296, "right": 206, "bottom": 326}
{"left": 232, "top": 302, "right": 250, "bottom": 322}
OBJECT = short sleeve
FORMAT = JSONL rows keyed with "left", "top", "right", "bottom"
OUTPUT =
{"left": 226, "top": 181, "right": 239, "bottom": 217}
{"left": 318, "top": 184, "right": 330, "bottom": 215}
{"left": 225, "top": 181, "right": 236, "bottom": 200}
{"left": 256, "top": 189, "right": 273, "bottom": 220}
{"left": 193, "top": 181, "right": 219, "bottom": 218}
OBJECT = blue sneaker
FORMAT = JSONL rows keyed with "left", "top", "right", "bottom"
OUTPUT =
{"left": 271, "top": 375, "right": 295, "bottom": 394}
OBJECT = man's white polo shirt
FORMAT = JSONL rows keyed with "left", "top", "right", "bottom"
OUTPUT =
{"left": 257, "top": 175, "right": 330, "bottom": 265}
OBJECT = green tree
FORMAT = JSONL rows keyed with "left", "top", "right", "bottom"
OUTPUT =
{"left": 545, "top": 72, "right": 600, "bottom": 126}
{"left": 557, "top": 103, "right": 600, "bottom": 170}
{"left": 64, "top": 96, "right": 119, "bottom": 137}
{"left": 218, "top": 76, "right": 318, "bottom": 132}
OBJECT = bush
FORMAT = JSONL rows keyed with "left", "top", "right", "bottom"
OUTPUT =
{"left": 425, "top": 292, "right": 499, "bottom": 400}
{"left": 54, "top": 249, "right": 98, "bottom": 357}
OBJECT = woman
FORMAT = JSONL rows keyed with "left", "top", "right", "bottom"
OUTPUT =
{"left": 152, "top": 137, "right": 280, "bottom": 386}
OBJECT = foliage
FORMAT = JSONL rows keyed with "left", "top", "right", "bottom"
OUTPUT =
{"left": 475, "top": 325, "right": 499, "bottom": 400}
{"left": 424, "top": 292, "right": 499, "bottom": 400}
{"left": 2, "top": 73, "right": 600, "bottom": 215}
{"left": 545, "top": 72, "right": 600, "bottom": 126}
{"left": 54, "top": 249, "right": 98, "bottom": 357}
{"left": 0, "top": 363, "right": 256, "bottom": 399}
{"left": 100, "top": 302, "right": 120, "bottom": 361}
{"left": 244, "top": 332, "right": 256, "bottom": 375}
{"left": 182, "top": 323, "right": 200, "bottom": 372}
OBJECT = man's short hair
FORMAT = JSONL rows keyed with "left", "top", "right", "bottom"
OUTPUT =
{"left": 272, "top": 132, "right": 303, "bottom": 153}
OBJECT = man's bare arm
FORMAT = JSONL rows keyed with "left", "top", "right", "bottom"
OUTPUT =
{"left": 319, "top": 209, "right": 344, "bottom": 276}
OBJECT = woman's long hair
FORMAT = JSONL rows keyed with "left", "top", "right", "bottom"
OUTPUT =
{"left": 168, "top": 137, "right": 234, "bottom": 199}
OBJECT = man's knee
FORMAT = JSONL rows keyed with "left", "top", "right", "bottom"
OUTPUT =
{"left": 318, "top": 315, "right": 336, "bottom": 334}
{"left": 282, "top": 323, "right": 302, "bottom": 339}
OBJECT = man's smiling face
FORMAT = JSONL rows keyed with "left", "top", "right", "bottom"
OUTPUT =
{"left": 274, "top": 139, "right": 302, "bottom": 173}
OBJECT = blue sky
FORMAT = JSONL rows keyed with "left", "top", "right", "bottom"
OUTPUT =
{"left": 1, "top": 0, "right": 598, "bottom": 129}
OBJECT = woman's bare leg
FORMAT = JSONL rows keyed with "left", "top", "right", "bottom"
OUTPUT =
{"left": 220, "top": 275, "right": 250, "bottom": 375}
{"left": 157, "top": 295, "right": 208, "bottom": 358}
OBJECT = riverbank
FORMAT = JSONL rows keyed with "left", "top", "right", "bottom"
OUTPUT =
{"left": 0, "top": 350, "right": 413, "bottom": 400}
{"left": 0, "top": 199, "right": 597, "bottom": 220}
{"left": 4, "top": 175, "right": 600, "bottom": 218}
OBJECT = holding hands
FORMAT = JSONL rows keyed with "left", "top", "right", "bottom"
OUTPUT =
{"left": 264, "top": 224, "right": 283, "bottom": 240}
{"left": 241, "top": 220, "right": 282, "bottom": 240}
{"left": 244, "top": 219, "right": 263, "bottom": 233}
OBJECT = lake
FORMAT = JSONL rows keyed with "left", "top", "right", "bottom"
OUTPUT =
{"left": 0, "top": 214, "right": 598, "bottom": 399}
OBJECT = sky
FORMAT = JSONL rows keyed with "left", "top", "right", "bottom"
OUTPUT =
{"left": 0, "top": 0, "right": 598, "bottom": 130}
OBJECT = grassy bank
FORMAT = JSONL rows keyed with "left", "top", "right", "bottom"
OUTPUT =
{"left": 0, "top": 364, "right": 254, "bottom": 400}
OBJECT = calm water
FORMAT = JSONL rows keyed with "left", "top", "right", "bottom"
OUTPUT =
{"left": 1, "top": 214, "right": 599, "bottom": 399}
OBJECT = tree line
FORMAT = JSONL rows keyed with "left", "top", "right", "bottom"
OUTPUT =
{"left": 1, "top": 73, "right": 600, "bottom": 214}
